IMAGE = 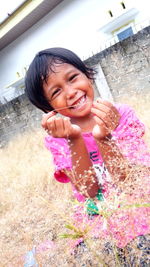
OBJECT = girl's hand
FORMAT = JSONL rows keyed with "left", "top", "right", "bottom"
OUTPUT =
{"left": 41, "top": 111, "right": 81, "bottom": 138}
{"left": 91, "top": 98, "right": 120, "bottom": 139}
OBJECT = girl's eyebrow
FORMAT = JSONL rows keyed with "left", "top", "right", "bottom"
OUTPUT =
{"left": 66, "top": 69, "right": 77, "bottom": 75}
{"left": 63, "top": 66, "right": 80, "bottom": 76}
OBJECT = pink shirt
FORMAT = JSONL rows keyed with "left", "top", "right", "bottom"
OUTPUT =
{"left": 45, "top": 104, "right": 150, "bottom": 248}
{"left": 45, "top": 104, "right": 150, "bottom": 198}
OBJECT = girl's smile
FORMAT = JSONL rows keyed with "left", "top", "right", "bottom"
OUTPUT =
{"left": 69, "top": 95, "right": 87, "bottom": 110}
{"left": 43, "top": 63, "right": 94, "bottom": 118}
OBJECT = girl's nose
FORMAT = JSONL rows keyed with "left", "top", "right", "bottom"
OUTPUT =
{"left": 66, "top": 86, "right": 77, "bottom": 99}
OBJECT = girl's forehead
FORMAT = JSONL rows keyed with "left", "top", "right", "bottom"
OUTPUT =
{"left": 45, "top": 63, "right": 81, "bottom": 85}
{"left": 49, "top": 62, "right": 79, "bottom": 74}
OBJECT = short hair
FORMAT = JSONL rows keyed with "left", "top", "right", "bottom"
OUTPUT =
{"left": 25, "top": 47, "right": 96, "bottom": 113}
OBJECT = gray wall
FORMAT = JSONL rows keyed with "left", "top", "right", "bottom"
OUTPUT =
{"left": 85, "top": 26, "right": 150, "bottom": 99}
{"left": 0, "top": 95, "right": 43, "bottom": 147}
{"left": 0, "top": 26, "right": 150, "bottom": 146}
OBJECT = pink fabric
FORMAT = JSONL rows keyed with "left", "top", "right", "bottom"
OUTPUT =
{"left": 113, "top": 104, "right": 150, "bottom": 166}
{"left": 45, "top": 137, "right": 72, "bottom": 174}
{"left": 45, "top": 104, "right": 150, "bottom": 201}
{"left": 44, "top": 104, "right": 150, "bottom": 248}
{"left": 71, "top": 205, "right": 150, "bottom": 248}
{"left": 109, "top": 207, "right": 150, "bottom": 248}
{"left": 45, "top": 104, "right": 150, "bottom": 183}
{"left": 71, "top": 174, "right": 150, "bottom": 249}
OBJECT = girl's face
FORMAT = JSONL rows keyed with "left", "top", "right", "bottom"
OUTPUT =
{"left": 43, "top": 63, "right": 94, "bottom": 118}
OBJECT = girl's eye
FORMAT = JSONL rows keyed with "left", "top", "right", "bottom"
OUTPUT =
{"left": 69, "top": 74, "right": 78, "bottom": 81}
{"left": 51, "top": 88, "right": 61, "bottom": 99}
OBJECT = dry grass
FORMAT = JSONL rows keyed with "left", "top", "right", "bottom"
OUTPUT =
{"left": 0, "top": 94, "right": 150, "bottom": 266}
{"left": 0, "top": 129, "right": 73, "bottom": 266}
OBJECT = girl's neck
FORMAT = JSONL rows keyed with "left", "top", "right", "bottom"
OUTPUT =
{"left": 70, "top": 113, "right": 96, "bottom": 132}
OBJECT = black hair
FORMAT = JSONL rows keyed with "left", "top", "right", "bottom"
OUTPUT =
{"left": 25, "top": 47, "right": 96, "bottom": 113}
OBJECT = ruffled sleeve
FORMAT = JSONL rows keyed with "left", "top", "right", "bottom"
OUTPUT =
{"left": 45, "top": 135, "right": 72, "bottom": 183}
{"left": 113, "top": 104, "right": 150, "bottom": 166}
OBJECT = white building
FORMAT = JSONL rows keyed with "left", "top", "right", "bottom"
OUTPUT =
{"left": 0, "top": 0, "right": 150, "bottom": 103}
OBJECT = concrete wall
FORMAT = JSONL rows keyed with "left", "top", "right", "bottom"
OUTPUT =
{"left": 0, "top": 26, "right": 150, "bottom": 146}
{"left": 86, "top": 26, "right": 150, "bottom": 100}
{"left": 0, "top": 95, "right": 43, "bottom": 147}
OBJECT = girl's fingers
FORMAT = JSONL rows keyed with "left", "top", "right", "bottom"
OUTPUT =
{"left": 47, "top": 117, "right": 64, "bottom": 136}
{"left": 63, "top": 117, "right": 71, "bottom": 135}
{"left": 46, "top": 117, "right": 56, "bottom": 133}
{"left": 91, "top": 107, "right": 112, "bottom": 128}
{"left": 95, "top": 98, "right": 120, "bottom": 118}
{"left": 46, "top": 117, "right": 71, "bottom": 137}
{"left": 92, "top": 99, "right": 120, "bottom": 130}
{"left": 92, "top": 107, "right": 118, "bottom": 131}
{"left": 93, "top": 116, "right": 109, "bottom": 135}
{"left": 41, "top": 111, "right": 56, "bottom": 129}
{"left": 55, "top": 117, "right": 64, "bottom": 130}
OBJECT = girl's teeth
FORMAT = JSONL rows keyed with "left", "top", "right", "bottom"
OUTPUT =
{"left": 75, "top": 96, "right": 85, "bottom": 107}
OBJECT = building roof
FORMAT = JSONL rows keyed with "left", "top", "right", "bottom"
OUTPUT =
{"left": 0, "top": 0, "right": 64, "bottom": 50}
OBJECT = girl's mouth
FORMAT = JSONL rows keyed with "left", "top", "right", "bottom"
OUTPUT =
{"left": 53, "top": 95, "right": 89, "bottom": 112}
{"left": 70, "top": 95, "right": 86, "bottom": 109}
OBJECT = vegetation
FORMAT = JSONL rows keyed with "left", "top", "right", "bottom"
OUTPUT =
{"left": 0, "top": 94, "right": 150, "bottom": 266}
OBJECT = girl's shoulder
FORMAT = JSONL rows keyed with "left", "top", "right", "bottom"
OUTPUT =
{"left": 115, "top": 103, "right": 135, "bottom": 117}
{"left": 113, "top": 103, "right": 145, "bottom": 139}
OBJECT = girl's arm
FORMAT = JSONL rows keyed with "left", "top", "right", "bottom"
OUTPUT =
{"left": 68, "top": 134, "right": 99, "bottom": 198}
{"left": 96, "top": 137, "right": 128, "bottom": 182}
{"left": 91, "top": 99, "right": 128, "bottom": 182}
{"left": 42, "top": 112, "right": 99, "bottom": 198}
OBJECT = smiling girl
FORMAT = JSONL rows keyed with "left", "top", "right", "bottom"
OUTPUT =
{"left": 25, "top": 47, "right": 150, "bottom": 264}
{"left": 25, "top": 47, "right": 129, "bottom": 199}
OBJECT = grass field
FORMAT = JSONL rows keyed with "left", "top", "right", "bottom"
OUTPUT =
{"left": 0, "top": 94, "right": 150, "bottom": 266}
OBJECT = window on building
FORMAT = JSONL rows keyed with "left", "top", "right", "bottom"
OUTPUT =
{"left": 117, "top": 26, "right": 133, "bottom": 41}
